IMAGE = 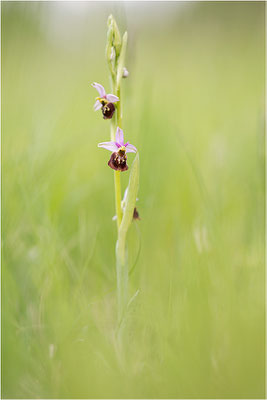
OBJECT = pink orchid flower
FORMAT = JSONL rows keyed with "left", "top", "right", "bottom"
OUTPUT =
{"left": 98, "top": 127, "right": 137, "bottom": 153}
{"left": 98, "top": 127, "right": 137, "bottom": 171}
{"left": 92, "top": 82, "right": 119, "bottom": 119}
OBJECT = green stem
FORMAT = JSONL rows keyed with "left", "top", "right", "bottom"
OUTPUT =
{"left": 110, "top": 82, "right": 122, "bottom": 231}
{"left": 116, "top": 233, "right": 127, "bottom": 325}
{"left": 113, "top": 86, "right": 123, "bottom": 229}
{"left": 116, "top": 86, "right": 122, "bottom": 128}
{"left": 110, "top": 114, "right": 116, "bottom": 141}
{"left": 114, "top": 171, "right": 122, "bottom": 228}
{"left": 114, "top": 83, "right": 127, "bottom": 325}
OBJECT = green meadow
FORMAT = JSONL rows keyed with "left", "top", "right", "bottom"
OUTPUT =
{"left": 2, "top": 2, "right": 265, "bottom": 398}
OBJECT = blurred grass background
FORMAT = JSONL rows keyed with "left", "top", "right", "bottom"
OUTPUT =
{"left": 1, "top": 1, "right": 265, "bottom": 398}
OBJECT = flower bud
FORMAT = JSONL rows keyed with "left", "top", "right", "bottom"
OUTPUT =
{"left": 107, "top": 15, "right": 122, "bottom": 57}
{"left": 112, "top": 19, "right": 122, "bottom": 55}
{"left": 105, "top": 23, "right": 114, "bottom": 62}
{"left": 122, "top": 67, "right": 129, "bottom": 78}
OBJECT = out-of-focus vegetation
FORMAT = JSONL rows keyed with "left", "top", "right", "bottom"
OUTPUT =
{"left": 2, "top": 2, "right": 265, "bottom": 398}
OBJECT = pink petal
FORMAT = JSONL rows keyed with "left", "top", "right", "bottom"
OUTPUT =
{"left": 106, "top": 94, "right": 119, "bottom": 103}
{"left": 115, "top": 127, "right": 124, "bottom": 146}
{"left": 91, "top": 82, "right": 106, "bottom": 98}
{"left": 98, "top": 141, "right": 118, "bottom": 152}
{"left": 94, "top": 100, "right": 102, "bottom": 111}
{"left": 125, "top": 143, "right": 137, "bottom": 153}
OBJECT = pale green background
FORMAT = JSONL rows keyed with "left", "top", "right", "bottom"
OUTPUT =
{"left": 2, "top": 1, "right": 265, "bottom": 398}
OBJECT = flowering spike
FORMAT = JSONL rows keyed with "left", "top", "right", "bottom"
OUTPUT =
{"left": 93, "top": 15, "right": 140, "bottom": 324}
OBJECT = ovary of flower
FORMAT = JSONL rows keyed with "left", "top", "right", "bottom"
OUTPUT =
{"left": 98, "top": 127, "right": 137, "bottom": 154}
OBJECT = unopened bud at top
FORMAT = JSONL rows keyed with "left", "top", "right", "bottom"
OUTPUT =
{"left": 107, "top": 15, "right": 122, "bottom": 56}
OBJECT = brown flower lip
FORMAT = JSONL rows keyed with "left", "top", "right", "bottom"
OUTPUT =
{"left": 102, "top": 102, "right": 115, "bottom": 119}
{"left": 108, "top": 150, "right": 128, "bottom": 172}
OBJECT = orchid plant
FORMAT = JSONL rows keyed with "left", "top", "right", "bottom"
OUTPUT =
{"left": 91, "top": 16, "right": 140, "bottom": 328}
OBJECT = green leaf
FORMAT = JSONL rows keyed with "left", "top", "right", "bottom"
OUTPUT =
{"left": 116, "top": 153, "right": 139, "bottom": 322}
{"left": 118, "top": 153, "right": 139, "bottom": 251}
